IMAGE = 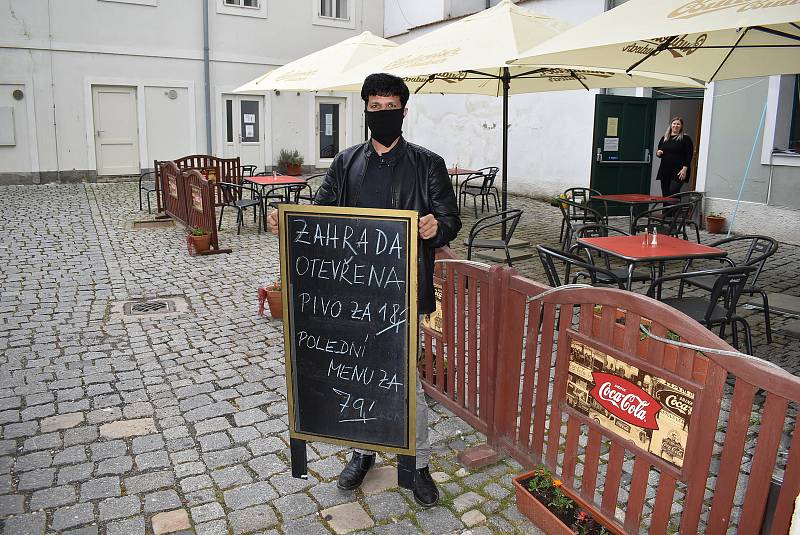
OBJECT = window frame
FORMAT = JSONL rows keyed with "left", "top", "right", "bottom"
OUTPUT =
{"left": 216, "top": 0, "right": 267, "bottom": 19}
{"left": 99, "top": 0, "right": 158, "bottom": 6}
{"left": 312, "top": 0, "right": 356, "bottom": 29}
{"left": 761, "top": 74, "right": 800, "bottom": 167}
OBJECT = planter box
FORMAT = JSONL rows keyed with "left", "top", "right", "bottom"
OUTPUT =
{"left": 513, "top": 472, "right": 577, "bottom": 535}
{"left": 513, "top": 472, "right": 622, "bottom": 535}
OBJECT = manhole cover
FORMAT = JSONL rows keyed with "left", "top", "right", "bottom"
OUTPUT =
{"left": 123, "top": 300, "right": 175, "bottom": 316}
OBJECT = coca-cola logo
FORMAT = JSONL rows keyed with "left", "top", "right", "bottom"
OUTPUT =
{"left": 654, "top": 389, "right": 693, "bottom": 418}
{"left": 590, "top": 372, "right": 661, "bottom": 430}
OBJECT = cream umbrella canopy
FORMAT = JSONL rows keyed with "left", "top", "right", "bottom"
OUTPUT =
{"left": 322, "top": 0, "right": 703, "bottom": 224}
{"left": 509, "top": 0, "right": 800, "bottom": 82}
{"left": 234, "top": 31, "right": 397, "bottom": 93}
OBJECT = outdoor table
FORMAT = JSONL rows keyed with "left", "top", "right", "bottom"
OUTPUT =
{"left": 591, "top": 193, "right": 677, "bottom": 234}
{"left": 447, "top": 167, "right": 478, "bottom": 188}
{"left": 577, "top": 234, "right": 727, "bottom": 290}
{"left": 244, "top": 175, "right": 308, "bottom": 202}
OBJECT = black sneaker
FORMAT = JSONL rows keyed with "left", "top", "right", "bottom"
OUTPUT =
{"left": 412, "top": 466, "right": 439, "bottom": 507}
{"left": 337, "top": 452, "right": 375, "bottom": 490}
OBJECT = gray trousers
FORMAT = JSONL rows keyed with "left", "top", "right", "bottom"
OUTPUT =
{"left": 357, "top": 322, "right": 431, "bottom": 469}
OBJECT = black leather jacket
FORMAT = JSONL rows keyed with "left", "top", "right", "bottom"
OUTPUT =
{"left": 314, "top": 138, "right": 461, "bottom": 314}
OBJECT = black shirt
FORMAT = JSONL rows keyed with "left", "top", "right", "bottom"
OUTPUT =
{"left": 355, "top": 142, "right": 401, "bottom": 209}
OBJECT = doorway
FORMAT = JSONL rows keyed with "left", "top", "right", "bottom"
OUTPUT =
{"left": 590, "top": 95, "right": 656, "bottom": 211}
{"left": 222, "top": 94, "right": 265, "bottom": 170}
{"left": 648, "top": 96, "right": 703, "bottom": 195}
{"left": 315, "top": 97, "right": 346, "bottom": 167}
{"left": 92, "top": 85, "right": 140, "bottom": 176}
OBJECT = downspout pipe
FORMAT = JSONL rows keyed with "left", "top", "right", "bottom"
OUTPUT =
{"left": 203, "top": 0, "right": 212, "bottom": 154}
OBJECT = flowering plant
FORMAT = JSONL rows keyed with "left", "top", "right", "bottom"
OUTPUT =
{"left": 523, "top": 465, "right": 610, "bottom": 534}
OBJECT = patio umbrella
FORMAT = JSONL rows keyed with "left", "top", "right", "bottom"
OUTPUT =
{"left": 322, "top": 0, "right": 703, "bottom": 230}
{"left": 234, "top": 31, "right": 397, "bottom": 93}
{"left": 509, "top": 0, "right": 800, "bottom": 82}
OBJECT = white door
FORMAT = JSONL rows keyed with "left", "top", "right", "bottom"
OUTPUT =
{"left": 222, "top": 95, "right": 265, "bottom": 170}
{"left": 316, "top": 97, "right": 346, "bottom": 167}
{"left": 92, "top": 86, "right": 140, "bottom": 175}
{"left": 0, "top": 84, "right": 31, "bottom": 173}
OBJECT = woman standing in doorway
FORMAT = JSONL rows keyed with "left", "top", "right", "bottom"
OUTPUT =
{"left": 656, "top": 117, "right": 694, "bottom": 197}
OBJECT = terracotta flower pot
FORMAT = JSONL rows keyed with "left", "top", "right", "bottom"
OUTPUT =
{"left": 706, "top": 215, "right": 726, "bottom": 234}
{"left": 286, "top": 163, "right": 302, "bottom": 176}
{"left": 265, "top": 286, "right": 282, "bottom": 319}
{"left": 191, "top": 233, "right": 212, "bottom": 253}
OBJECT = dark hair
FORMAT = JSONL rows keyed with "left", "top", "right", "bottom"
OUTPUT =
{"left": 361, "top": 73, "right": 410, "bottom": 108}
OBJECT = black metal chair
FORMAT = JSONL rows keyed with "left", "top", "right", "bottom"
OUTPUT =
{"left": 668, "top": 191, "right": 703, "bottom": 242}
{"left": 678, "top": 235, "right": 779, "bottom": 343}
{"left": 218, "top": 182, "right": 263, "bottom": 235}
{"left": 558, "top": 187, "right": 601, "bottom": 245}
{"left": 570, "top": 224, "right": 652, "bottom": 287}
{"left": 558, "top": 199, "right": 607, "bottom": 250}
{"left": 647, "top": 265, "right": 757, "bottom": 354}
{"left": 241, "top": 165, "right": 257, "bottom": 178}
{"left": 138, "top": 171, "right": 157, "bottom": 213}
{"left": 632, "top": 202, "right": 693, "bottom": 239}
{"left": 536, "top": 244, "right": 626, "bottom": 290}
{"left": 292, "top": 173, "right": 324, "bottom": 204}
{"left": 463, "top": 209, "right": 523, "bottom": 266}
{"left": 458, "top": 166, "right": 500, "bottom": 217}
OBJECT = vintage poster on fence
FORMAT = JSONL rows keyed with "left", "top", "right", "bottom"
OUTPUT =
{"left": 421, "top": 282, "right": 443, "bottom": 335}
{"left": 191, "top": 185, "right": 203, "bottom": 212}
{"left": 566, "top": 340, "right": 695, "bottom": 468}
{"left": 168, "top": 176, "right": 178, "bottom": 198}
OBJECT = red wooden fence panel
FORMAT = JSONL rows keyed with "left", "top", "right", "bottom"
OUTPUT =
{"left": 185, "top": 169, "right": 220, "bottom": 251}
{"left": 426, "top": 248, "right": 800, "bottom": 534}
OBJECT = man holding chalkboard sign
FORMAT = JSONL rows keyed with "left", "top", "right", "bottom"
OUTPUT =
{"left": 269, "top": 73, "right": 460, "bottom": 507}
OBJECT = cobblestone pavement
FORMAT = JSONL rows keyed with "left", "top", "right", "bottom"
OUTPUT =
{"left": 0, "top": 181, "right": 797, "bottom": 535}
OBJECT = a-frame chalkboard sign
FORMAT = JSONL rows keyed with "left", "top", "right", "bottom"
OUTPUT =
{"left": 278, "top": 204, "right": 419, "bottom": 486}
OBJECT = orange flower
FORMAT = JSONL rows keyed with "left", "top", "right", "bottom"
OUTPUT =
{"left": 553, "top": 479, "right": 562, "bottom": 488}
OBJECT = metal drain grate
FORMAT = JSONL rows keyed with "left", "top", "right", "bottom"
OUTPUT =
{"left": 123, "top": 299, "right": 175, "bottom": 316}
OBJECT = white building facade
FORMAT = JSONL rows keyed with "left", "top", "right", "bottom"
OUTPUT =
{"left": 0, "top": 0, "right": 383, "bottom": 183}
{"left": 387, "top": 0, "right": 800, "bottom": 245}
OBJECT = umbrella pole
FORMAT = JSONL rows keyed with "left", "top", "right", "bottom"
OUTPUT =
{"left": 501, "top": 67, "right": 510, "bottom": 239}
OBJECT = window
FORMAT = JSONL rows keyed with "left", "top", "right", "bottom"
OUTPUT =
{"left": 224, "top": 0, "right": 258, "bottom": 7}
{"left": 789, "top": 75, "right": 800, "bottom": 152}
{"left": 320, "top": 0, "right": 348, "bottom": 20}
{"left": 217, "top": 0, "right": 266, "bottom": 18}
{"left": 226, "top": 100, "right": 233, "bottom": 143}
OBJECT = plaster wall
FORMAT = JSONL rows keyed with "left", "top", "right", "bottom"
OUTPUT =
{"left": 0, "top": 0, "right": 382, "bottom": 178}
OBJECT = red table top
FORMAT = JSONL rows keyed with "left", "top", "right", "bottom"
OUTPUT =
{"left": 578, "top": 235, "right": 726, "bottom": 262}
{"left": 245, "top": 175, "right": 307, "bottom": 186}
{"left": 592, "top": 193, "right": 676, "bottom": 204}
{"left": 447, "top": 167, "right": 478, "bottom": 176}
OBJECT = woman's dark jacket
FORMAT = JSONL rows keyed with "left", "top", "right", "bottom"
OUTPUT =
{"left": 314, "top": 138, "right": 461, "bottom": 314}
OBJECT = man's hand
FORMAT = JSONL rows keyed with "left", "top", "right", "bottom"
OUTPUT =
{"left": 267, "top": 209, "right": 279, "bottom": 235}
{"left": 419, "top": 214, "right": 438, "bottom": 240}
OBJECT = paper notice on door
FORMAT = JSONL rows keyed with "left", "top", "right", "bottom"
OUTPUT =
{"left": 245, "top": 124, "right": 254, "bottom": 138}
{"left": 244, "top": 114, "right": 255, "bottom": 124}
{"left": 606, "top": 117, "right": 618, "bottom": 136}
{"left": 603, "top": 137, "right": 619, "bottom": 152}
{"left": 325, "top": 114, "right": 333, "bottom": 136}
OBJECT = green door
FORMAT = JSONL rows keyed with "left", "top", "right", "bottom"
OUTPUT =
{"left": 590, "top": 95, "right": 656, "bottom": 209}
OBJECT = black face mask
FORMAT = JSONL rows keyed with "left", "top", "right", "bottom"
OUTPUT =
{"left": 366, "top": 108, "right": 404, "bottom": 147}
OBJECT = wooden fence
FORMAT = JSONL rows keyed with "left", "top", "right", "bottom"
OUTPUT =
{"left": 422, "top": 247, "right": 799, "bottom": 534}
{"left": 157, "top": 161, "right": 229, "bottom": 255}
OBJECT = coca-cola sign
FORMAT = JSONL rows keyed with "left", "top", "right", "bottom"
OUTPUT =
{"left": 590, "top": 372, "right": 661, "bottom": 430}
{"left": 654, "top": 389, "right": 693, "bottom": 419}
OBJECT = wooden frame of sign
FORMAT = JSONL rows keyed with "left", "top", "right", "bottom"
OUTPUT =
{"left": 279, "top": 204, "right": 419, "bottom": 463}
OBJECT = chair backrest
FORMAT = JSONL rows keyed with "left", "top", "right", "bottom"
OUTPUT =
{"left": 241, "top": 165, "right": 257, "bottom": 177}
{"left": 703, "top": 265, "right": 758, "bottom": 324}
{"left": 218, "top": 181, "right": 242, "bottom": 204}
{"left": 559, "top": 198, "right": 607, "bottom": 228}
{"left": 467, "top": 209, "right": 522, "bottom": 246}
{"left": 634, "top": 202, "right": 692, "bottom": 236}
{"left": 709, "top": 235, "right": 779, "bottom": 287}
{"left": 139, "top": 170, "right": 155, "bottom": 186}
{"left": 574, "top": 224, "right": 630, "bottom": 239}
{"left": 536, "top": 244, "right": 624, "bottom": 289}
{"left": 669, "top": 191, "right": 703, "bottom": 220}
